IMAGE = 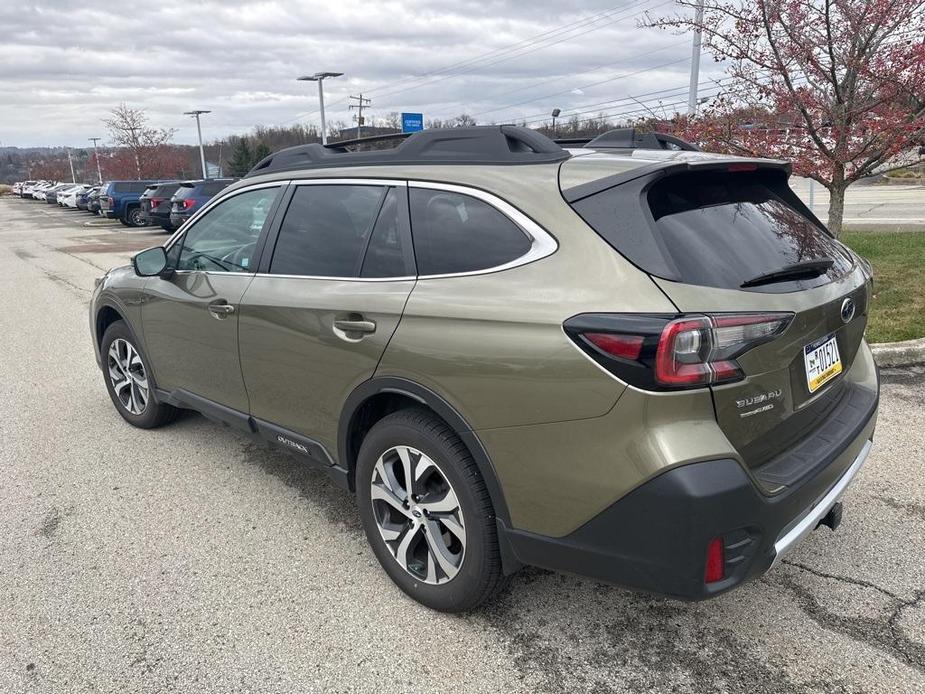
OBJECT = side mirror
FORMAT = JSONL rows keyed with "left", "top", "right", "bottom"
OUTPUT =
{"left": 132, "top": 246, "right": 168, "bottom": 276}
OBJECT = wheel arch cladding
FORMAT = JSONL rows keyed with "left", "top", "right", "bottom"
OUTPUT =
{"left": 96, "top": 304, "right": 125, "bottom": 350}
{"left": 338, "top": 377, "right": 512, "bottom": 527}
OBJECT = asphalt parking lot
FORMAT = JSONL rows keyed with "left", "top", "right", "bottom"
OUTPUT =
{"left": 790, "top": 178, "right": 925, "bottom": 231}
{"left": 1, "top": 196, "right": 923, "bottom": 694}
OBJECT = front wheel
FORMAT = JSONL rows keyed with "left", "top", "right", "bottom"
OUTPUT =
{"left": 356, "top": 408, "right": 505, "bottom": 612}
{"left": 101, "top": 320, "right": 178, "bottom": 428}
{"left": 125, "top": 206, "right": 146, "bottom": 227}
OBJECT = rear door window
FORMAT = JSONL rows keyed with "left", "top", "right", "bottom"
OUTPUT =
{"left": 269, "top": 184, "right": 387, "bottom": 278}
{"left": 360, "top": 188, "right": 413, "bottom": 278}
{"left": 571, "top": 170, "right": 852, "bottom": 291}
{"left": 408, "top": 188, "right": 532, "bottom": 275}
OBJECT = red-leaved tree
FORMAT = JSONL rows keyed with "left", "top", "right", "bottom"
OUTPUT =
{"left": 103, "top": 104, "right": 185, "bottom": 180}
{"left": 649, "top": 0, "right": 925, "bottom": 235}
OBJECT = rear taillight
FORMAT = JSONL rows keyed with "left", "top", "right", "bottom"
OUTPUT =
{"left": 180, "top": 199, "right": 196, "bottom": 210}
{"left": 565, "top": 312, "right": 792, "bottom": 391}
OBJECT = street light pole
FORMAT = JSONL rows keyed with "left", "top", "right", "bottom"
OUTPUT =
{"left": 688, "top": 0, "right": 705, "bottom": 115}
{"left": 184, "top": 110, "right": 211, "bottom": 178}
{"left": 66, "top": 147, "right": 76, "bottom": 183}
{"left": 88, "top": 137, "right": 103, "bottom": 184}
{"left": 297, "top": 72, "right": 343, "bottom": 145}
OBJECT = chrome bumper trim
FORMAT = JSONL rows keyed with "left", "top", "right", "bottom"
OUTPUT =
{"left": 771, "top": 439, "right": 872, "bottom": 566}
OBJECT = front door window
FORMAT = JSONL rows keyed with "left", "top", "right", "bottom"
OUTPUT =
{"left": 177, "top": 187, "right": 278, "bottom": 273}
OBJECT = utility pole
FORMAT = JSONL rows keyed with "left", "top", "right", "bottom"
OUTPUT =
{"left": 88, "top": 137, "right": 103, "bottom": 184}
{"left": 184, "top": 110, "right": 211, "bottom": 178}
{"left": 297, "top": 72, "right": 343, "bottom": 145}
{"left": 66, "top": 148, "right": 76, "bottom": 183}
{"left": 126, "top": 125, "right": 141, "bottom": 179}
{"left": 688, "top": 0, "right": 705, "bottom": 115}
{"left": 349, "top": 94, "right": 371, "bottom": 140}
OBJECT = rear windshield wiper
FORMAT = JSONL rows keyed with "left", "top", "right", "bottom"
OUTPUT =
{"left": 740, "top": 258, "right": 834, "bottom": 288}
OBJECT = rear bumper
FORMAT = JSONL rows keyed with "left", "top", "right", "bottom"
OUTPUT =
{"left": 150, "top": 211, "right": 173, "bottom": 228}
{"left": 501, "top": 382, "right": 878, "bottom": 600}
{"left": 170, "top": 212, "right": 191, "bottom": 227}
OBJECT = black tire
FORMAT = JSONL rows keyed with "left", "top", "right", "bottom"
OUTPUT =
{"left": 124, "top": 205, "right": 146, "bottom": 227}
{"left": 356, "top": 407, "right": 505, "bottom": 612}
{"left": 100, "top": 320, "right": 178, "bottom": 429}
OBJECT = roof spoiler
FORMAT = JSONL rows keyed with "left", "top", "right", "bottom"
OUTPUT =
{"left": 562, "top": 158, "right": 792, "bottom": 203}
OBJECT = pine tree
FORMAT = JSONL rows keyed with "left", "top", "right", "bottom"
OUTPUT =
{"left": 227, "top": 138, "right": 252, "bottom": 177}
{"left": 251, "top": 142, "right": 271, "bottom": 168}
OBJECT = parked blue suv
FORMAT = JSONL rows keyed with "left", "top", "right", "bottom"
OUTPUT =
{"left": 99, "top": 180, "right": 159, "bottom": 227}
{"left": 168, "top": 179, "right": 237, "bottom": 228}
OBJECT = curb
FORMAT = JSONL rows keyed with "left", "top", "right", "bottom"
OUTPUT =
{"left": 870, "top": 337, "right": 925, "bottom": 368}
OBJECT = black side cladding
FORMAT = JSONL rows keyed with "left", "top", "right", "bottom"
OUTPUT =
{"left": 245, "top": 125, "right": 570, "bottom": 176}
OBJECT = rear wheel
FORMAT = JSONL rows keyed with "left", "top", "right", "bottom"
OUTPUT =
{"left": 101, "top": 321, "right": 178, "bottom": 429}
{"left": 356, "top": 408, "right": 505, "bottom": 612}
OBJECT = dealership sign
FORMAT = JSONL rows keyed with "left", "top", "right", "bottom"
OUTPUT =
{"left": 401, "top": 113, "right": 424, "bottom": 133}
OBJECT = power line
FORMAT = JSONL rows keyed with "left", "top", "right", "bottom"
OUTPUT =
{"left": 369, "top": 0, "right": 673, "bottom": 109}
{"left": 471, "top": 55, "right": 689, "bottom": 119}
{"left": 358, "top": 2, "right": 641, "bottom": 99}
{"left": 282, "top": 0, "right": 664, "bottom": 125}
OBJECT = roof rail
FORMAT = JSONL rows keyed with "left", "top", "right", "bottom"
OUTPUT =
{"left": 245, "top": 125, "right": 569, "bottom": 177}
{"left": 323, "top": 132, "right": 411, "bottom": 150}
{"left": 555, "top": 128, "right": 700, "bottom": 152}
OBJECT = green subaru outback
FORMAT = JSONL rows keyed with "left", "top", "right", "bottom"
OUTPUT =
{"left": 90, "top": 126, "right": 878, "bottom": 612}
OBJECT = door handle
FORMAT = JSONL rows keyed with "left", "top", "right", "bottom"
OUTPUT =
{"left": 208, "top": 301, "right": 236, "bottom": 319}
{"left": 333, "top": 319, "right": 376, "bottom": 334}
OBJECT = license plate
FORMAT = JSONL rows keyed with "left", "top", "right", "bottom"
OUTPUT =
{"left": 804, "top": 333, "right": 842, "bottom": 393}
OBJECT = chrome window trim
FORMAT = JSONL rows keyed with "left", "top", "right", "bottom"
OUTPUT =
{"left": 290, "top": 178, "right": 408, "bottom": 187}
{"left": 163, "top": 178, "right": 559, "bottom": 282}
{"left": 408, "top": 180, "right": 558, "bottom": 280}
{"left": 252, "top": 274, "right": 417, "bottom": 283}
{"left": 164, "top": 180, "right": 290, "bottom": 252}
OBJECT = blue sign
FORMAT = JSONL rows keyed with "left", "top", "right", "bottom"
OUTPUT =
{"left": 402, "top": 112, "right": 424, "bottom": 133}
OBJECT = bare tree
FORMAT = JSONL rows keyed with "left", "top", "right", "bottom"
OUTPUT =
{"left": 103, "top": 103, "right": 177, "bottom": 179}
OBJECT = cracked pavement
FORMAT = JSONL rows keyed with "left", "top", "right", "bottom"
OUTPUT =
{"left": 1, "top": 197, "right": 923, "bottom": 693}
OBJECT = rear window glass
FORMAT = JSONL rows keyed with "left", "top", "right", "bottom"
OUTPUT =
{"left": 201, "top": 181, "right": 234, "bottom": 195}
{"left": 153, "top": 183, "right": 180, "bottom": 197}
{"left": 572, "top": 170, "right": 852, "bottom": 291}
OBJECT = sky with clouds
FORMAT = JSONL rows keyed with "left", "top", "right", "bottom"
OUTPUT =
{"left": 0, "top": 0, "right": 722, "bottom": 148}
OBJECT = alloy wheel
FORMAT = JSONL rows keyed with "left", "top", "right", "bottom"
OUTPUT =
{"left": 370, "top": 445, "right": 466, "bottom": 585}
{"left": 107, "top": 338, "right": 149, "bottom": 415}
